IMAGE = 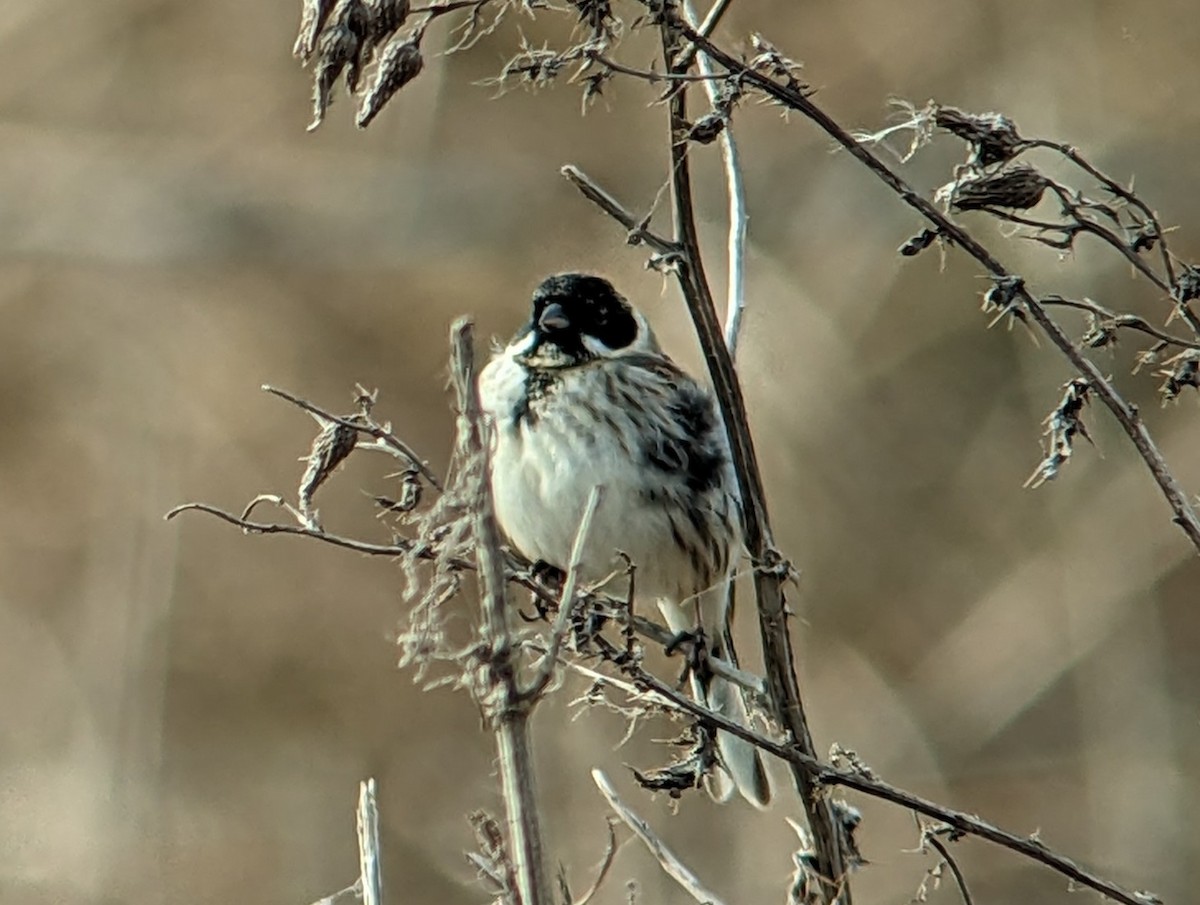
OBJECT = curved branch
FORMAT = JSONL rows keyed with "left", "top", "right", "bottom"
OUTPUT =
{"left": 627, "top": 665, "right": 1158, "bottom": 905}
{"left": 683, "top": 25, "right": 1200, "bottom": 555}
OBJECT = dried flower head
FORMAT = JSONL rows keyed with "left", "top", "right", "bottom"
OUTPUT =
{"left": 308, "top": 0, "right": 370, "bottom": 130}
{"left": 934, "top": 106, "right": 1023, "bottom": 166}
{"left": 364, "top": 0, "right": 410, "bottom": 44}
{"left": 948, "top": 164, "right": 1048, "bottom": 211}
{"left": 294, "top": 0, "right": 338, "bottom": 61}
{"left": 688, "top": 111, "right": 727, "bottom": 144}
{"left": 357, "top": 35, "right": 424, "bottom": 128}
{"left": 981, "top": 275, "right": 1027, "bottom": 326}
{"left": 1026, "top": 378, "right": 1093, "bottom": 488}
{"left": 1156, "top": 350, "right": 1200, "bottom": 403}
{"left": 898, "top": 227, "right": 942, "bottom": 257}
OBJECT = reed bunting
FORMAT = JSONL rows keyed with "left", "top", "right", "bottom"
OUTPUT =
{"left": 478, "top": 272, "right": 771, "bottom": 807}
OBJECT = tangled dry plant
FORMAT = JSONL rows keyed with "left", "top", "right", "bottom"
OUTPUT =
{"left": 166, "top": 1, "right": 1199, "bottom": 903}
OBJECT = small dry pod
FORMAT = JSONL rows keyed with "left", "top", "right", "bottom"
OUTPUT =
{"left": 357, "top": 34, "right": 423, "bottom": 128}
{"left": 363, "top": 0, "right": 410, "bottom": 45}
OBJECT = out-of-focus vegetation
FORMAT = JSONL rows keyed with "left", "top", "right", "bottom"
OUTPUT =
{"left": 2, "top": 1, "right": 1198, "bottom": 903}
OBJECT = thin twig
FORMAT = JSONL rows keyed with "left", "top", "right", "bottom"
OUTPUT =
{"left": 167, "top": 496, "right": 768, "bottom": 696}
{"left": 586, "top": 50, "right": 717, "bottom": 83}
{"left": 624, "top": 664, "right": 1156, "bottom": 905}
{"left": 572, "top": 819, "right": 620, "bottom": 905}
{"left": 164, "top": 502, "right": 433, "bottom": 557}
{"left": 683, "top": 25, "right": 1200, "bottom": 555}
{"left": 682, "top": 0, "right": 748, "bottom": 359}
{"left": 665, "top": 12, "right": 852, "bottom": 897}
{"left": 561, "top": 166, "right": 678, "bottom": 254}
{"left": 673, "top": 0, "right": 735, "bottom": 72}
{"left": 263, "top": 384, "right": 444, "bottom": 490}
{"left": 450, "top": 317, "right": 554, "bottom": 905}
{"left": 526, "top": 485, "right": 604, "bottom": 698}
{"left": 357, "top": 779, "right": 384, "bottom": 905}
{"left": 592, "top": 769, "right": 731, "bottom": 905}
{"left": 1020, "top": 138, "right": 1187, "bottom": 317}
{"left": 1039, "top": 296, "right": 1200, "bottom": 352}
{"left": 924, "top": 832, "right": 975, "bottom": 905}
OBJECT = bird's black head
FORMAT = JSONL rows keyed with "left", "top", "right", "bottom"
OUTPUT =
{"left": 523, "top": 273, "right": 640, "bottom": 365}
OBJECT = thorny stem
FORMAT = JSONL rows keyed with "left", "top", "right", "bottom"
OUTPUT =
{"left": 684, "top": 26, "right": 1200, "bottom": 555}
{"left": 450, "top": 318, "right": 553, "bottom": 905}
{"left": 628, "top": 666, "right": 1157, "bottom": 905}
{"left": 1037, "top": 182, "right": 1188, "bottom": 312}
{"left": 564, "top": 156, "right": 850, "bottom": 899}
{"left": 656, "top": 10, "right": 852, "bottom": 903}
{"left": 167, "top": 437, "right": 1151, "bottom": 904}
{"left": 1021, "top": 138, "right": 1190, "bottom": 320}
{"left": 1038, "top": 296, "right": 1200, "bottom": 352}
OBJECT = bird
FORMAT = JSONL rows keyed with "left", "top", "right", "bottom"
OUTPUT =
{"left": 477, "top": 272, "right": 771, "bottom": 807}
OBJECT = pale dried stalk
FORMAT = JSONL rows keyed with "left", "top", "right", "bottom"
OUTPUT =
{"left": 592, "top": 769, "right": 731, "bottom": 905}
{"left": 450, "top": 318, "right": 553, "bottom": 905}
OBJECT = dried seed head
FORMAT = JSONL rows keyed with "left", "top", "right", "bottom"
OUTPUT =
{"left": 898, "top": 227, "right": 941, "bottom": 257}
{"left": 688, "top": 112, "right": 726, "bottom": 144}
{"left": 307, "top": 0, "right": 370, "bottom": 130}
{"left": 950, "top": 165, "right": 1048, "bottom": 211}
{"left": 356, "top": 35, "right": 423, "bottom": 128}
{"left": 1156, "top": 350, "right": 1200, "bottom": 403}
{"left": 981, "top": 275, "right": 1027, "bottom": 324}
{"left": 294, "top": 0, "right": 338, "bottom": 61}
{"left": 1026, "top": 378, "right": 1093, "bottom": 488}
{"left": 749, "top": 33, "right": 807, "bottom": 92}
{"left": 832, "top": 799, "right": 866, "bottom": 870}
{"left": 364, "top": 0, "right": 410, "bottom": 44}
{"left": 934, "top": 106, "right": 1022, "bottom": 166}
{"left": 568, "top": 0, "right": 615, "bottom": 33}
{"left": 1081, "top": 313, "right": 1119, "bottom": 349}
{"left": 1128, "top": 222, "right": 1160, "bottom": 253}
{"left": 1173, "top": 264, "right": 1200, "bottom": 303}
{"left": 299, "top": 419, "right": 361, "bottom": 522}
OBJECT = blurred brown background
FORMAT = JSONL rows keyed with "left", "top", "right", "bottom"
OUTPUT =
{"left": 3, "top": 1, "right": 1200, "bottom": 903}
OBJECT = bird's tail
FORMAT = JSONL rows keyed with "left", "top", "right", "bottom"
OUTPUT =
{"left": 690, "top": 666, "right": 772, "bottom": 808}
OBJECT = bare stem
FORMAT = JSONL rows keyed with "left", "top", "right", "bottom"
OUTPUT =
{"left": 592, "top": 769, "right": 731, "bottom": 905}
{"left": 357, "top": 779, "right": 384, "bottom": 905}
{"left": 924, "top": 831, "right": 975, "bottom": 905}
{"left": 682, "top": 0, "right": 748, "bottom": 359}
{"left": 450, "top": 318, "right": 553, "bottom": 905}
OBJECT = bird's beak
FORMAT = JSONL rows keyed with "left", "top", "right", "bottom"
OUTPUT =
{"left": 538, "top": 302, "right": 570, "bottom": 333}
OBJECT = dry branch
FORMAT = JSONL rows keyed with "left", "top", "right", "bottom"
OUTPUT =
{"left": 449, "top": 318, "right": 554, "bottom": 905}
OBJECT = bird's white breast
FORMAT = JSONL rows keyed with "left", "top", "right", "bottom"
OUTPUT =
{"left": 478, "top": 350, "right": 704, "bottom": 602}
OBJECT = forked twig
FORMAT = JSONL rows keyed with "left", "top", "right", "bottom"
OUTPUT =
{"left": 924, "top": 831, "right": 975, "bottom": 905}
{"left": 592, "top": 769, "right": 731, "bottom": 905}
